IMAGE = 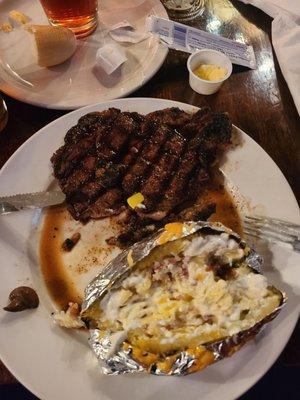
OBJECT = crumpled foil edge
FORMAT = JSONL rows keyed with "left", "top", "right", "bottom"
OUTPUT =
{"left": 82, "top": 221, "right": 286, "bottom": 376}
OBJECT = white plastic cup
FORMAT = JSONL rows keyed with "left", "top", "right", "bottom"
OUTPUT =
{"left": 187, "top": 49, "right": 232, "bottom": 95}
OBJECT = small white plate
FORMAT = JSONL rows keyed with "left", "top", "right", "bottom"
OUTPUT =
{"left": 0, "top": 98, "right": 299, "bottom": 400}
{"left": 0, "top": 0, "right": 168, "bottom": 109}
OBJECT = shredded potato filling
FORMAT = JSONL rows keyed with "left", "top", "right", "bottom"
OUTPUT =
{"left": 95, "top": 232, "right": 281, "bottom": 355}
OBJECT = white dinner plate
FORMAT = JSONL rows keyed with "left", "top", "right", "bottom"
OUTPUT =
{"left": 0, "top": 0, "right": 168, "bottom": 109}
{"left": 0, "top": 98, "right": 299, "bottom": 400}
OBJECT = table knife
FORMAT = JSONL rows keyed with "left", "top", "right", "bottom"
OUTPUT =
{"left": 0, "top": 191, "right": 66, "bottom": 215}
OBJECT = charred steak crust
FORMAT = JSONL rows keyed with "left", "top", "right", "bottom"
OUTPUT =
{"left": 51, "top": 107, "right": 232, "bottom": 242}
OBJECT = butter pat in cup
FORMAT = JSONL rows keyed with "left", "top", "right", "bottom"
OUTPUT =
{"left": 187, "top": 50, "right": 232, "bottom": 95}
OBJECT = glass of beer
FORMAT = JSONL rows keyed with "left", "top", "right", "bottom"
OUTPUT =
{"left": 39, "top": 0, "right": 98, "bottom": 37}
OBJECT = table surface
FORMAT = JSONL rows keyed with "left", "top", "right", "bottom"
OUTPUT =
{"left": 0, "top": 0, "right": 299, "bottom": 399}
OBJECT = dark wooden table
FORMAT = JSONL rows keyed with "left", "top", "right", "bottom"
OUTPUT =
{"left": 0, "top": 0, "right": 299, "bottom": 399}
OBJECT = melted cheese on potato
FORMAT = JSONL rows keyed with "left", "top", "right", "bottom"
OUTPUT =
{"left": 97, "top": 233, "right": 281, "bottom": 354}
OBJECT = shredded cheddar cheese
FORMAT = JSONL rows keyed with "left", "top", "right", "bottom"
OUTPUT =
{"left": 94, "top": 232, "right": 281, "bottom": 356}
{"left": 158, "top": 222, "right": 184, "bottom": 244}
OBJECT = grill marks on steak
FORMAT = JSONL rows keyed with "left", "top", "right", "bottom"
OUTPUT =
{"left": 154, "top": 123, "right": 211, "bottom": 214}
{"left": 69, "top": 126, "right": 153, "bottom": 219}
{"left": 122, "top": 123, "right": 171, "bottom": 194}
{"left": 51, "top": 107, "right": 232, "bottom": 231}
{"left": 52, "top": 109, "right": 122, "bottom": 179}
{"left": 53, "top": 137, "right": 95, "bottom": 180}
{"left": 140, "top": 131, "right": 187, "bottom": 209}
{"left": 52, "top": 110, "right": 145, "bottom": 220}
{"left": 83, "top": 188, "right": 124, "bottom": 219}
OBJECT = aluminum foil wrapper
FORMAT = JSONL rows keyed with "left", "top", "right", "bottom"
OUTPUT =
{"left": 81, "top": 221, "right": 286, "bottom": 376}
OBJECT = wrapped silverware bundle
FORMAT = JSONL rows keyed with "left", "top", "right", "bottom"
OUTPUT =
{"left": 80, "top": 221, "right": 286, "bottom": 375}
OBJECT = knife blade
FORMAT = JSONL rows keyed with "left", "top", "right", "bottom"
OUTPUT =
{"left": 0, "top": 190, "right": 66, "bottom": 215}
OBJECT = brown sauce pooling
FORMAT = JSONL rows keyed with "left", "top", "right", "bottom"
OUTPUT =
{"left": 40, "top": 205, "right": 82, "bottom": 310}
{"left": 40, "top": 184, "right": 242, "bottom": 310}
{"left": 203, "top": 185, "right": 242, "bottom": 235}
{"left": 193, "top": 169, "right": 242, "bottom": 236}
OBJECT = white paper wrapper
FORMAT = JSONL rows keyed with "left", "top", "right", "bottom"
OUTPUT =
{"left": 96, "top": 44, "right": 127, "bottom": 74}
{"left": 148, "top": 16, "right": 256, "bottom": 68}
{"left": 108, "top": 20, "right": 149, "bottom": 44}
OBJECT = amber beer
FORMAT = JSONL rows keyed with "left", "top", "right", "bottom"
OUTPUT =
{"left": 39, "top": 0, "right": 98, "bottom": 37}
